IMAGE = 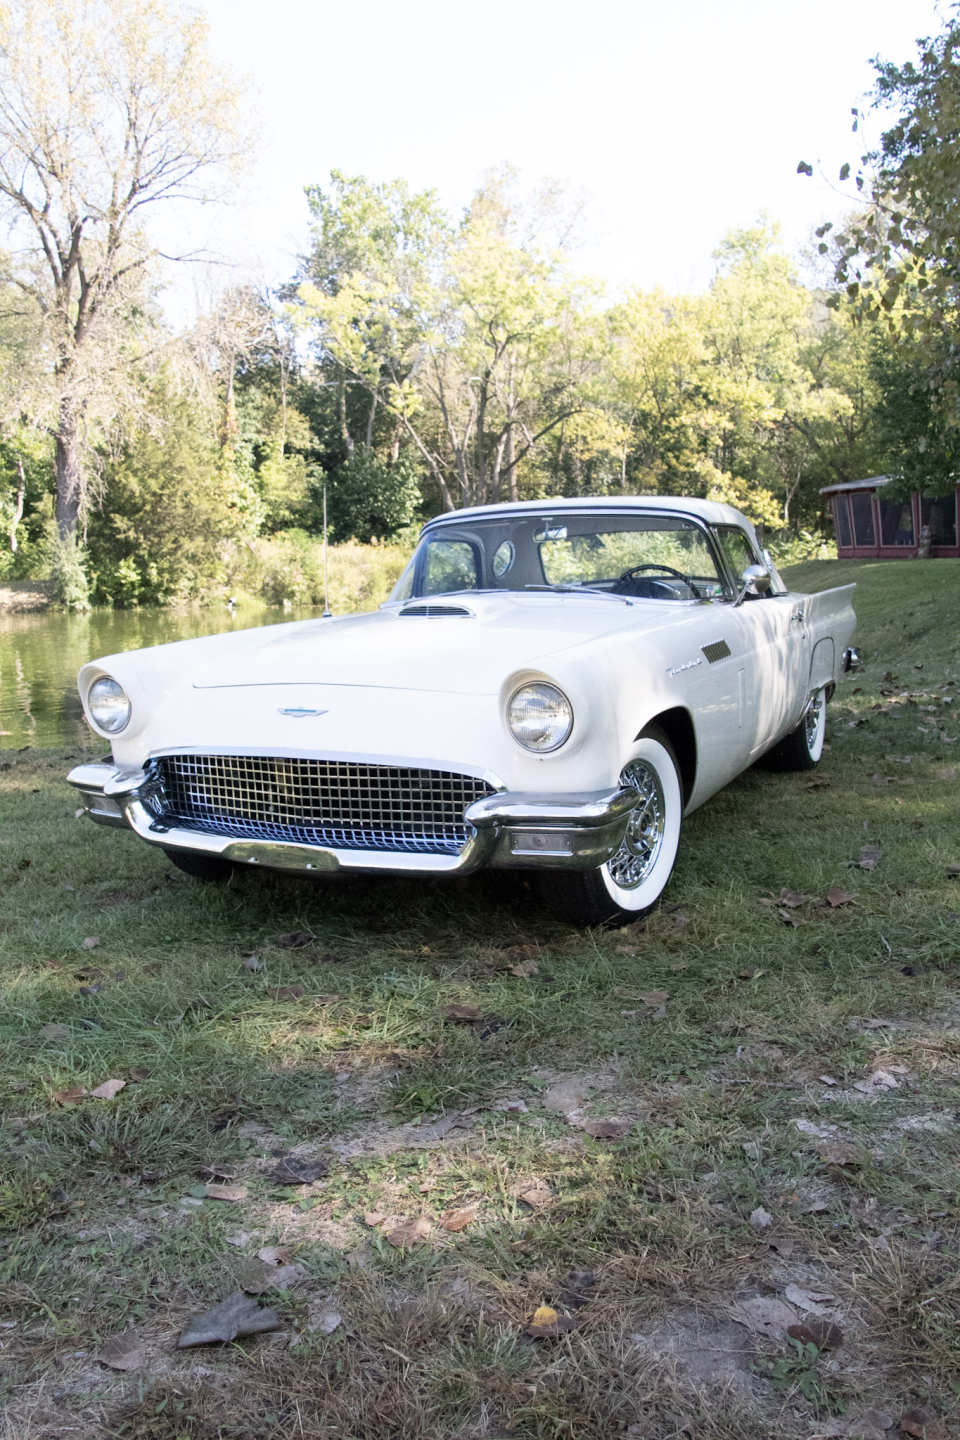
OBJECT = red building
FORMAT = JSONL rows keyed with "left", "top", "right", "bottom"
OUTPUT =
{"left": 820, "top": 475, "right": 960, "bottom": 559}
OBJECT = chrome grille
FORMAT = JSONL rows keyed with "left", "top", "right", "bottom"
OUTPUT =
{"left": 142, "top": 754, "right": 496, "bottom": 856}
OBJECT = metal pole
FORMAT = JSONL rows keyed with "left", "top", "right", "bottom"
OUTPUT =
{"left": 322, "top": 481, "right": 331, "bottom": 617}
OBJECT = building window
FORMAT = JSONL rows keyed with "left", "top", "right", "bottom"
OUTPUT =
{"left": 833, "top": 496, "right": 852, "bottom": 548}
{"left": 921, "top": 494, "right": 957, "bottom": 547}
{"left": 850, "top": 492, "right": 876, "bottom": 547}
{"left": 878, "top": 497, "right": 915, "bottom": 547}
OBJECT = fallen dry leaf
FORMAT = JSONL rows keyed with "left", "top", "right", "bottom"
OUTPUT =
{"left": 855, "top": 844, "right": 883, "bottom": 871}
{"left": 783, "top": 1284, "right": 835, "bottom": 1315}
{"left": 509, "top": 960, "right": 539, "bottom": 978}
{"left": 53, "top": 1086, "right": 88, "bottom": 1104}
{"left": 787, "top": 1318, "right": 843, "bottom": 1350}
{"left": 440, "top": 1205, "right": 479, "bottom": 1232}
{"left": 778, "top": 888, "right": 811, "bottom": 908}
{"left": 266, "top": 1155, "right": 329, "bottom": 1185}
{"left": 852, "top": 1068, "right": 901, "bottom": 1094}
{"left": 637, "top": 990, "right": 669, "bottom": 1007}
{"left": 204, "top": 1183, "right": 248, "bottom": 1203}
{"left": 40, "top": 1023, "right": 71, "bottom": 1040}
{"left": 305, "top": 1304, "right": 342, "bottom": 1335}
{"left": 825, "top": 886, "right": 856, "bottom": 908}
{"left": 749, "top": 1205, "right": 773, "bottom": 1230}
{"left": 814, "top": 1140, "right": 863, "bottom": 1168}
{"left": 900, "top": 1407, "right": 947, "bottom": 1440}
{"left": 272, "top": 984, "right": 306, "bottom": 1001}
{"left": 514, "top": 1179, "right": 553, "bottom": 1210}
{"left": 97, "top": 1329, "right": 144, "bottom": 1371}
{"left": 738, "top": 967, "right": 766, "bottom": 980}
{"left": 177, "top": 1291, "right": 282, "bottom": 1347}
{"left": 256, "top": 1245, "right": 295, "bottom": 1265}
{"left": 441, "top": 1001, "right": 485, "bottom": 1022}
{"left": 386, "top": 1216, "right": 432, "bottom": 1248}
{"left": 88, "top": 1078, "right": 125, "bottom": 1100}
{"left": 581, "top": 1118, "right": 633, "bottom": 1140}
{"left": 363, "top": 1210, "right": 387, "bottom": 1227}
{"left": 270, "top": 931, "right": 315, "bottom": 949}
{"left": 81, "top": 936, "right": 101, "bottom": 950}
{"left": 728, "top": 1296, "right": 797, "bottom": 1339}
{"left": 239, "top": 1259, "right": 305, "bottom": 1294}
{"left": 819, "top": 1409, "right": 895, "bottom": 1440}
{"left": 525, "top": 1303, "right": 577, "bottom": 1338}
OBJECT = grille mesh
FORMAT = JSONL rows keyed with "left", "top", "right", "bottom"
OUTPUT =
{"left": 143, "top": 754, "right": 496, "bottom": 856}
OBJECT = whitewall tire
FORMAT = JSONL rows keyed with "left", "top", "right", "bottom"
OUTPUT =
{"left": 540, "top": 728, "right": 683, "bottom": 926}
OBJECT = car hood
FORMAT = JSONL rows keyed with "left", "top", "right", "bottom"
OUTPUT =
{"left": 186, "top": 592, "right": 674, "bottom": 695}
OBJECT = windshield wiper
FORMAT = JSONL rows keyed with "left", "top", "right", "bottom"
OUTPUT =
{"left": 522, "top": 584, "right": 633, "bottom": 605}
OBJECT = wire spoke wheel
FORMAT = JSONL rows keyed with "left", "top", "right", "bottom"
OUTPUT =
{"left": 607, "top": 760, "right": 666, "bottom": 890}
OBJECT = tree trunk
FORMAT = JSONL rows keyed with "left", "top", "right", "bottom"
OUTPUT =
{"left": 505, "top": 423, "right": 517, "bottom": 502}
{"left": 9, "top": 458, "right": 26, "bottom": 553}
{"left": 55, "top": 397, "right": 83, "bottom": 542}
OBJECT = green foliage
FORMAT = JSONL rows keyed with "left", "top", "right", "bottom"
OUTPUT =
{"left": 48, "top": 531, "right": 90, "bottom": 611}
{"left": 869, "top": 325, "right": 960, "bottom": 495}
{"left": 226, "top": 530, "right": 408, "bottom": 609}
{"left": 86, "top": 382, "right": 251, "bottom": 606}
{"left": 320, "top": 449, "right": 422, "bottom": 543}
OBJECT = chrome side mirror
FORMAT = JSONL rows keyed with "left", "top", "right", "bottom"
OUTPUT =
{"left": 735, "top": 563, "right": 772, "bottom": 606}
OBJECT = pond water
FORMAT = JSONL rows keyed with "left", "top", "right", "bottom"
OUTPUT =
{"left": 0, "top": 603, "right": 318, "bottom": 751}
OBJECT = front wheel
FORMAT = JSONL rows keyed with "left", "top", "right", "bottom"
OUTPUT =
{"left": 763, "top": 686, "right": 827, "bottom": 771}
{"left": 539, "top": 728, "right": 683, "bottom": 927}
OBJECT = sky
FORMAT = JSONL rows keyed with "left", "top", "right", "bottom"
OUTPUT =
{"left": 162, "top": 0, "right": 948, "bottom": 320}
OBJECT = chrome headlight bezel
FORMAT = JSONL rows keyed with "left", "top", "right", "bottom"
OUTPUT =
{"left": 86, "top": 675, "right": 132, "bottom": 735}
{"left": 506, "top": 682, "right": 574, "bottom": 753}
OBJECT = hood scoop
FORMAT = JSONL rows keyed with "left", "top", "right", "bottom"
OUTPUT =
{"left": 399, "top": 603, "right": 474, "bottom": 618}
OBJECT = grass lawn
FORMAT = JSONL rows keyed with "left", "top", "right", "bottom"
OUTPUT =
{"left": 1, "top": 559, "right": 959, "bottom": 1440}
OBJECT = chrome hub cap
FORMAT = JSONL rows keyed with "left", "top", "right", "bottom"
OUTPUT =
{"left": 804, "top": 692, "right": 824, "bottom": 750}
{"left": 607, "top": 759, "right": 665, "bottom": 890}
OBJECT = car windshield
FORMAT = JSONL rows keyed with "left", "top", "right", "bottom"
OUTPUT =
{"left": 389, "top": 511, "right": 729, "bottom": 603}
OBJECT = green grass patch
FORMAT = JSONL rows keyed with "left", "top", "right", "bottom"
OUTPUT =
{"left": 1, "top": 557, "right": 959, "bottom": 1438}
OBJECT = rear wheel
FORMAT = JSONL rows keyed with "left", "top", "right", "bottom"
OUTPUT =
{"left": 764, "top": 686, "right": 827, "bottom": 771}
{"left": 539, "top": 728, "right": 683, "bottom": 927}
{"left": 163, "top": 848, "right": 234, "bottom": 882}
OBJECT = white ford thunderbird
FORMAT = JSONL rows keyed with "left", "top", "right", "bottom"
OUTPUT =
{"left": 69, "top": 497, "right": 858, "bottom": 925}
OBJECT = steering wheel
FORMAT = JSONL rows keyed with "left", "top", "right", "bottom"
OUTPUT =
{"left": 618, "top": 563, "right": 687, "bottom": 583}
{"left": 616, "top": 562, "right": 701, "bottom": 599}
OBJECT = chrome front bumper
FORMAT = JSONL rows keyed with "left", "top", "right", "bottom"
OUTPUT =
{"left": 67, "top": 761, "right": 639, "bottom": 877}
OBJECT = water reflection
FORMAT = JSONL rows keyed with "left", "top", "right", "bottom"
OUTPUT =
{"left": 0, "top": 603, "right": 319, "bottom": 750}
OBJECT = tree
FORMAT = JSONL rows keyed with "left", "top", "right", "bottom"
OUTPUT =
{"left": 0, "top": 0, "right": 246, "bottom": 544}
{"left": 407, "top": 179, "right": 595, "bottom": 509}
{"left": 821, "top": 11, "right": 960, "bottom": 327}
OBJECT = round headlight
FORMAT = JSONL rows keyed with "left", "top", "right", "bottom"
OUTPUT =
{"left": 507, "top": 682, "right": 573, "bottom": 752}
{"left": 87, "top": 675, "right": 131, "bottom": 734}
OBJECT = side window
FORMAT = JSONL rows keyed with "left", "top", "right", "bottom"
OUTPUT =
{"left": 422, "top": 539, "right": 479, "bottom": 595}
{"left": 713, "top": 526, "right": 758, "bottom": 592}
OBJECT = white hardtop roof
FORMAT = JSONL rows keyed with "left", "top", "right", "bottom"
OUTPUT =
{"left": 425, "top": 494, "right": 752, "bottom": 529}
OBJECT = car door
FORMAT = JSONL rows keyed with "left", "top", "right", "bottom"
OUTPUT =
{"left": 712, "top": 525, "right": 809, "bottom": 759}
